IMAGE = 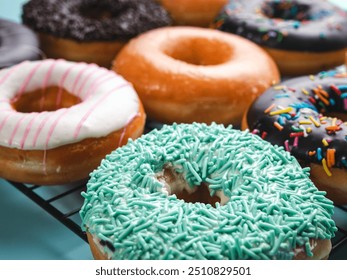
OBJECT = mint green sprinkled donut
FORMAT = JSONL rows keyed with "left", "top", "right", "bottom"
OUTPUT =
{"left": 80, "top": 123, "right": 337, "bottom": 260}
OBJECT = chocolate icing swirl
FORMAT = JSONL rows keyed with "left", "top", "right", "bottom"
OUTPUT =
{"left": 0, "top": 18, "right": 41, "bottom": 69}
{"left": 214, "top": 0, "right": 347, "bottom": 51}
{"left": 22, "top": 0, "right": 172, "bottom": 41}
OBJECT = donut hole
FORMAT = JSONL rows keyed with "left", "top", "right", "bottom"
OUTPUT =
{"left": 159, "top": 166, "right": 221, "bottom": 207}
{"left": 12, "top": 86, "right": 81, "bottom": 113}
{"left": 261, "top": 1, "right": 311, "bottom": 21}
{"left": 163, "top": 37, "right": 233, "bottom": 66}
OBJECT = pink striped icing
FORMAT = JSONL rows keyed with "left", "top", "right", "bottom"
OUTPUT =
{"left": 56, "top": 63, "right": 78, "bottom": 107}
{"left": 9, "top": 114, "right": 27, "bottom": 146}
{"left": 0, "top": 59, "right": 140, "bottom": 150}
{"left": 40, "top": 59, "right": 59, "bottom": 110}
{"left": 20, "top": 113, "right": 39, "bottom": 149}
{"left": 73, "top": 83, "right": 129, "bottom": 139}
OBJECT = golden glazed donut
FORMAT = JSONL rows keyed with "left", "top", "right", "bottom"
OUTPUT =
{"left": 0, "top": 59, "right": 145, "bottom": 185}
{"left": 22, "top": 0, "right": 171, "bottom": 68}
{"left": 156, "top": 0, "right": 228, "bottom": 27}
{"left": 113, "top": 26, "right": 280, "bottom": 125}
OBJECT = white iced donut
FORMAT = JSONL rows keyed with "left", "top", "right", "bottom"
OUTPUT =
{"left": 0, "top": 59, "right": 145, "bottom": 185}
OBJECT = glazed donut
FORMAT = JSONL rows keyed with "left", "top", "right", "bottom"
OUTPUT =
{"left": 242, "top": 69, "right": 347, "bottom": 204}
{"left": 113, "top": 26, "right": 280, "bottom": 125}
{"left": 156, "top": 0, "right": 228, "bottom": 27}
{"left": 214, "top": 0, "right": 347, "bottom": 76}
{"left": 0, "top": 59, "right": 145, "bottom": 185}
{"left": 80, "top": 123, "right": 336, "bottom": 260}
{"left": 22, "top": 0, "right": 171, "bottom": 68}
{"left": 0, "top": 18, "right": 42, "bottom": 69}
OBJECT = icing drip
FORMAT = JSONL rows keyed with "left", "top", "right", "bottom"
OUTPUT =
{"left": 0, "top": 59, "right": 139, "bottom": 150}
{"left": 80, "top": 123, "right": 336, "bottom": 260}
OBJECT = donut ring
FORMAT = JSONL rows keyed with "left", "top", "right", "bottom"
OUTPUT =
{"left": 156, "top": 0, "right": 228, "bottom": 27}
{"left": 80, "top": 123, "right": 336, "bottom": 260}
{"left": 242, "top": 69, "right": 347, "bottom": 204}
{"left": 22, "top": 0, "right": 171, "bottom": 68}
{"left": 214, "top": 0, "right": 347, "bottom": 76}
{"left": 0, "top": 59, "right": 145, "bottom": 185}
{"left": 0, "top": 19, "right": 42, "bottom": 69}
{"left": 114, "top": 26, "right": 279, "bottom": 125}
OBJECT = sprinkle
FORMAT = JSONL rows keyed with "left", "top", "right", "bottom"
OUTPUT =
{"left": 322, "top": 158, "right": 332, "bottom": 176}
{"left": 306, "top": 127, "right": 312, "bottom": 133}
{"left": 330, "top": 84, "right": 341, "bottom": 95}
{"left": 327, "top": 149, "right": 336, "bottom": 168}
{"left": 284, "top": 140, "right": 290, "bottom": 152}
{"left": 308, "top": 96, "right": 316, "bottom": 104}
{"left": 322, "top": 139, "right": 329, "bottom": 147}
{"left": 274, "top": 85, "right": 286, "bottom": 90}
{"left": 309, "top": 116, "right": 320, "bottom": 127}
{"left": 317, "top": 148, "right": 323, "bottom": 161}
{"left": 301, "top": 88, "right": 309, "bottom": 95}
{"left": 274, "top": 122, "right": 284, "bottom": 131}
{"left": 313, "top": 88, "right": 329, "bottom": 106}
{"left": 290, "top": 132, "right": 304, "bottom": 138}
{"left": 293, "top": 137, "right": 299, "bottom": 147}
{"left": 337, "top": 85, "right": 347, "bottom": 91}
{"left": 332, "top": 118, "right": 337, "bottom": 126}
{"left": 308, "top": 151, "right": 316, "bottom": 156}
{"left": 261, "top": 131, "right": 267, "bottom": 139}
{"left": 309, "top": 75, "right": 315, "bottom": 81}
{"left": 299, "top": 120, "right": 312, "bottom": 125}
{"left": 269, "top": 107, "right": 293, "bottom": 116}
{"left": 264, "top": 103, "right": 275, "bottom": 114}
{"left": 325, "top": 125, "right": 341, "bottom": 132}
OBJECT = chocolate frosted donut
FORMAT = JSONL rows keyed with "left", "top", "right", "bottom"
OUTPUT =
{"left": 214, "top": 0, "right": 347, "bottom": 75}
{"left": 22, "top": 0, "right": 171, "bottom": 41}
{"left": 22, "top": 0, "right": 172, "bottom": 67}
{"left": 242, "top": 69, "right": 347, "bottom": 204}
{"left": 0, "top": 19, "right": 41, "bottom": 69}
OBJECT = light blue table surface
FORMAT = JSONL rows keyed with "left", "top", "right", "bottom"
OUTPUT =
{"left": 0, "top": 0, "right": 347, "bottom": 260}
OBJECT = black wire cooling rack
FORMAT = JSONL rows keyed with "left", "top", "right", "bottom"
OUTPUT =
{"left": 7, "top": 179, "right": 347, "bottom": 260}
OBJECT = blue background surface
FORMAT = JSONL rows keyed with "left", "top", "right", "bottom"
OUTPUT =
{"left": 0, "top": 0, "right": 347, "bottom": 260}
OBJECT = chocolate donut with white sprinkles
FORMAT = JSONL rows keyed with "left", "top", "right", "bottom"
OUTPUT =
{"left": 22, "top": 0, "right": 172, "bottom": 67}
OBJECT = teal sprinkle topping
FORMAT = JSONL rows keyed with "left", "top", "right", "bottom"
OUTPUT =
{"left": 80, "top": 123, "right": 336, "bottom": 260}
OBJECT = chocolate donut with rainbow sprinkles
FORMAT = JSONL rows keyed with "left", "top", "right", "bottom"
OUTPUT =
{"left": 80, "top": 123, "right": 336, "bottom": 260}
{"left": 243, "top": 69, "right": 347, "bottom": 204}
{"left": 214, "top": 0, "right": 347, "bottom": 76}
{"left": 0, "top": 59, "right": 145, "bottom": 185}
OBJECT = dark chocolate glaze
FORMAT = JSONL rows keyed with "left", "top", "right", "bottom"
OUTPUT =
{"left": 0, "top": 18, "right": 41, "bottom": 69}
{"left": 214, "top": 0, "right": 347, "bottom": 51}
{"left": 22, "top": 0, "right": 172, "bottom": 41}
{"left": 246, "top": 69, "right": 347, "bottom": 171}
